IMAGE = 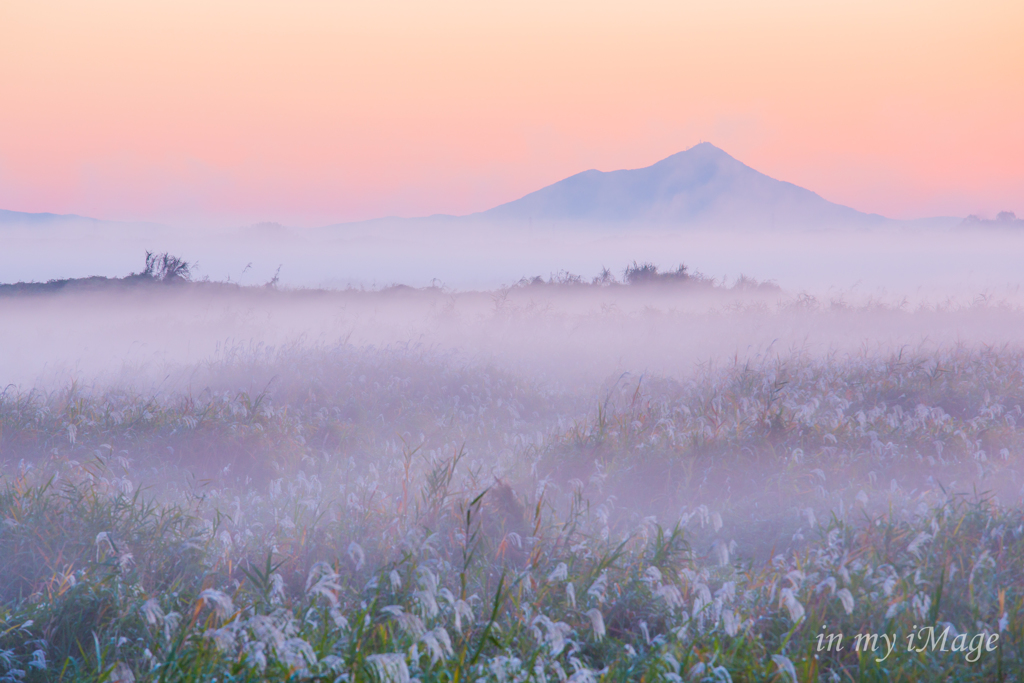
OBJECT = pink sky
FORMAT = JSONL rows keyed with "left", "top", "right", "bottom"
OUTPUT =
{"left": 1, "top": 0, "right": 1021, "bottom": 226}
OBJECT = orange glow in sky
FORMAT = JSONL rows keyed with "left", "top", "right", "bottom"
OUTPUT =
{"left": 1, "top": 0, "right": 1021, "bottom": 226}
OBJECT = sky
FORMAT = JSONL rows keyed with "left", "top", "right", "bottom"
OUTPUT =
{"left": 1, "top": 0, "right": 1022, "bottom": 227}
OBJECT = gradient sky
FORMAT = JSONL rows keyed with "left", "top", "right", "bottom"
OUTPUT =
{"left": 1, "top": 0, "right": 1021, "bottom": 227}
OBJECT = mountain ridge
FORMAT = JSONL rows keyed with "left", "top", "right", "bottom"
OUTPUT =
{"left": 476, "top": 142, "right": 889, "bottom": 228}
{"left": 0, "top": 208, "right": 166, "bottom": 230}
{"left": 0, "top": 209, "right": 101, "bottom": 225}
{"left": 3, "top": 146, "right": 967, "bottom": 231}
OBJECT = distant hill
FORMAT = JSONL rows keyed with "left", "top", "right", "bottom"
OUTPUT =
{"left": 0, "top": 209, "right": 103, "bottom": 227}
{"left": 0, "top": 209, "right": 167, "bottom": 232}
{"left": 478, "top": 143, "right": 894, "bottom": 229}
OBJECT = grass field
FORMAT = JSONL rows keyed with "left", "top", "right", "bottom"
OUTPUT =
{"left": 1, "top": 284, "right": 1023, "bottom": 682}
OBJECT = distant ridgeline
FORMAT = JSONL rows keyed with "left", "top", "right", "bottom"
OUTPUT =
{"left": 959, "top": 211, "right": 1024, "bottom": 229}
{"left": 316, "top": 143, "right": 962, "bottom": 232}
{"left": 4, "top": 144, "right": 970, "bottom": 236}
{"left": 476, "top": 142, "right": 892, "bottom": 229}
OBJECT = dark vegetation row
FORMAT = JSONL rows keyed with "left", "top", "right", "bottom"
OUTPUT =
{"left": 0, "top": 253, "right": 779, "bottom": 295}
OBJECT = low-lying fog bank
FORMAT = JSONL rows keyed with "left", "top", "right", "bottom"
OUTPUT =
{"left": 3, "top": 282, "right": 1024, "bottom": 391}
{"left": 3, "top": 219, "right": 1024, "bottom": 296}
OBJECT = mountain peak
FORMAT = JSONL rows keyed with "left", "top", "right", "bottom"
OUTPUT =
{"left": 664, "top": 141, "right": 731, "bottom": 158}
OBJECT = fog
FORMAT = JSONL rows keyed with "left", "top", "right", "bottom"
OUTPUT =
{"left": 5, "top": 217, "right": 1024, "bottom": 506}
{"left": 4, "top": 279, "right": 1024, "bottom": 392}
{"left": 3, "top": 217, "right": 1024, "bottom": 298}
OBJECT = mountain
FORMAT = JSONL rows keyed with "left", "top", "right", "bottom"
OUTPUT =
{"left": 0, "top": 209, "right": 167, "bottom": 234}
{"left": 477, "top": 142, "right": 891, "bottom": 229}
{"left": 5, "top": 145, "right": 964, "bottom": 233}
{"left": 0, "top": 209, "right": 103, "bottom": 226}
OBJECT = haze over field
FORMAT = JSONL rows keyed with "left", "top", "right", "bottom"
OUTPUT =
{"left": 2, "top": 282, "right": 1024, "bottom": 392}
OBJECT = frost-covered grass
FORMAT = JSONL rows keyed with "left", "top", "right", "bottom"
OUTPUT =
{"left": 1, "top": 344, "right": 1024, "bottom": 681}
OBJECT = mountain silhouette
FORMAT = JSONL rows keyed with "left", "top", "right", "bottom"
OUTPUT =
{"left": 0, "top": 209, "right": 166, "bottom": 234}
{"left": 478, "top": 142, "right": 889, "bottom": 228}
{"left": 5, "top": 146, "right": 962, "bottom": 232}
{"left": 0, "top": 209, "right": 100, "bottom": 226}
